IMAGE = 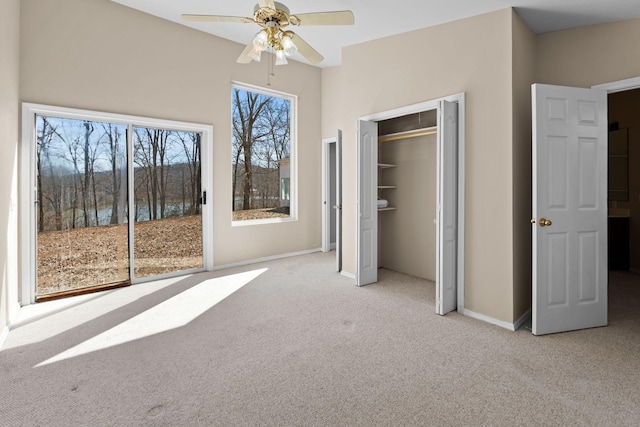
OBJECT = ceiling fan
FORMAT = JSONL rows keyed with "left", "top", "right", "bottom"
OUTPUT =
{"left": 182, "top": 0, "right": 355, "bottom": 65}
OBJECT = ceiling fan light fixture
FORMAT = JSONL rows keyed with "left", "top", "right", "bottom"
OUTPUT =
{"left": 281, "top": 34, "right": 297, "bottom": 56}
{"left": 252, "top": 30, "right": 269, "bottom": 51}
{"left": 248, "top": 48, "right": 262, "bottom": 62}
{"left": 275, "top": 49, "right": 288, "bottom": 65}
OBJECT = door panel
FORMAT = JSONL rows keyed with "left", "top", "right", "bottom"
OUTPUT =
{"left": 436, "top": 100, "right": 458, "bottom": 315}
{"left": 132, "top": 127, "right": 203, "bottom": 279}
{"left": 35, "top": 115, "right": 129, "bottom": 298}
{"left": 336, "top": 129, "right": 343, "bottom": 272}
{"left": 532, "top": 83, "right": 607, "bottom": 335}
{"left": 357, "top": 120, "right": 378, "bottom": 286}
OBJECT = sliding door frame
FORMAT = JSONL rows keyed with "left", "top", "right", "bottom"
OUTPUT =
{"left": 20, "top": 103, "right": 214, "bottom": 305}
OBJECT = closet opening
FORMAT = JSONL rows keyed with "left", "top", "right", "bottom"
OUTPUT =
{"left": 377, "top": 111, "right": 438, "bottom": 282}
{"left": 357, "top": 94, "right": 465, "bottom": 315}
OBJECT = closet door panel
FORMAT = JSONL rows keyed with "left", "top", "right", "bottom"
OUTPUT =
{"left": 357, "top": 120, "right": 378, "bottom": 286}
{"left": 436, "top": 100, "right": 458, "bottom": 314}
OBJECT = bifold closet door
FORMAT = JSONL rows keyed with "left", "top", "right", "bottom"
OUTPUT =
{"left": 336, "top": 129, "right": 343, "bottom": 272}
{"left": 357, "top": 120, "right": 378, "bottom": 286}
{"left": 436, "top": 100, "right": 458, "bottom": 315}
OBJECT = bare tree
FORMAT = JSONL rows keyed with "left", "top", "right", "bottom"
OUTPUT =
{"left": 102, "top": 123, "right": 124, "bottom": 225}
{"left": 65, "top": 134, "right": 83, "bottom": 229}
{"left": 232, "top": 89, "right": 273, "bottom": 211}
{"left": 134, "top": 128, "right": 172, "bottom": 220}
{"left": 176, "top": 132, "right": 201, "bottom": 215}
{"left": 36, "top": 117, "right": 59, "bottom": 232}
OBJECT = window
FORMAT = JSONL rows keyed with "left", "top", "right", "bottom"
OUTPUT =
{"left": 231, "top": 83, "right": 296, "bottom": 224}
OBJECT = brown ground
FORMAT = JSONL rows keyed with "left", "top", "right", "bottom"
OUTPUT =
{"left": 37, "top": 208, "right": 289, "bottom": 296}
{"left": 232, "top": 206, "right": 290, "bottom": 221}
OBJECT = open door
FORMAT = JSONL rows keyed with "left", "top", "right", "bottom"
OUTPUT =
{"left": 357, "top": 120, "right": 378, "bottom": 286}
{"left": 532, "top": 83, "right": 608, "bottom": 335}
{"left": 336, "top": 130, "right": 343, "bottom": 272}
{"left": 436, "top": 100, "right": 458, "bottom": 315}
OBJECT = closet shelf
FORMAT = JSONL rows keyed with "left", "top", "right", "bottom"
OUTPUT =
{"left": 378, "top": 126, "right": 437, "bottom": 143}
{"left": 378, "top": 163, "right": 397, "bottom": 169}
{"left": 378, "top": 207, "right": 397, "bottom": 212}
{"left": 378, "top": 185, "right": 397, "bottom": 189}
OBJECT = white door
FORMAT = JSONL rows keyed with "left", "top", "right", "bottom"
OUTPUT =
{"left": 532, "top": 83, "right": 608, "bottom": 335}
{"left": 336, "top": 130, "right": 343, "bottom": 272}
{"left": 436, "top": 100, "right": 458, "bottom": 315}
{"left": 357, "top": 120, "right": 378, "bottom": 286}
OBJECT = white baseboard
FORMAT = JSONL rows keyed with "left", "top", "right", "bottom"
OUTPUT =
{"left": 513, "top": 309, "right": 532, "bottom": 331}
{"left": 213, "top": 248, "right": 323, "bottom": 271}
{"left": 340, "top": 271, "right": 356, "bottom": 280}
{"left": 463, "top": 308, "right": 529, "bottom": 332}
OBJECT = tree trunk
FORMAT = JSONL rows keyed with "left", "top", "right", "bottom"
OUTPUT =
{"left": 242, "top": 144, "right": 253, "bottom": 210}
{"left": 83, "top": 122, "right": 91, "bottom": 227}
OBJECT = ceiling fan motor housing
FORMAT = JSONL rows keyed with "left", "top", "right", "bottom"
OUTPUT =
{"left": 254, "top": 2, "right": 291, "bottom": 28}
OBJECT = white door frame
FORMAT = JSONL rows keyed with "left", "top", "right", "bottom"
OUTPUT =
{"left": 20, "top": 103, "right": 214, "bottom": 305}
{"left": 592, "top": 76, "right": 640, "bottom": 93}
{"left": 357, "top": 93, "right": 466, "bottom": 313}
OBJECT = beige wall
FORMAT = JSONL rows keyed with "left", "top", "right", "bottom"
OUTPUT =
{"left": 323, "top": 9, "right": 518, "bottom": 323}
{"left": 536, "top": 17, "right": 640, "bottom": 87}
{"left": 511, "top": 11, "right": 536, "bottom": 321}
{"left": 0, "top": 0, "right": 21, "bottom": 342}
{"left": 19, "top": 0, "right": 323, "bottom": 269}
{"left": 379, "top": 134, "right": 437, "bottom": 281}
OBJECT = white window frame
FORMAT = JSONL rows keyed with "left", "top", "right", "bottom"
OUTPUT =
{"left": 20, "top": 103, "right": 214, "bottom": 305}
{"left": 231, "top": 82, "right": 298, "bottom": 227}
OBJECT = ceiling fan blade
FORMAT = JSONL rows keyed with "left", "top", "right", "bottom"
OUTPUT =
{"left": 290, "top": 33, "right": 324, "bottom": 65}
{"left": 290, "top": 10, "right": 354, "bottom": 26}
{"left": 258, "top": 0, "right": 276, "bottom": 9}
{"left": 181, "top": 14, "right": 253, "bottom": 24}
{"left": 237, "top": 42, "right": 255, "bottom": 64}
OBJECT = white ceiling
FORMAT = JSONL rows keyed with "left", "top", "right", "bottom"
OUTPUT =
{"left": 111, "top": 0, "right": 640, "bottom": 67}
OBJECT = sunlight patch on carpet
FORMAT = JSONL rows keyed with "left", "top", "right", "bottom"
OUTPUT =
{"left": 36, "top": 268, "right": 267, "bottom": 367}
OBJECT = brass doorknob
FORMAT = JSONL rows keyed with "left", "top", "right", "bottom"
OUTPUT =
{"left": 539, "top": 218, "right": 552, "bottom": 227}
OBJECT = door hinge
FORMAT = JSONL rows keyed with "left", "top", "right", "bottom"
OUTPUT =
{"left": 199, "top": 191, "right": 207, "bottom": 205}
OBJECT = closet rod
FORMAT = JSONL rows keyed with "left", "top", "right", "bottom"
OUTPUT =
{"left": 378, "top": 126, "right": 437, "bottom": 143}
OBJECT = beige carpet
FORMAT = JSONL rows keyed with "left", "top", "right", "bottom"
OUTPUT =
{"left": 1, "top": 252, "right": 640, "bottom": 426}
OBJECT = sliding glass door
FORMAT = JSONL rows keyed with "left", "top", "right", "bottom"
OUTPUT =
{"left": 35, "top": 116, "right": 129, "bottom": 297}
{"left": 30, "top": 108, "right": 209, "bottom": 301}
{"left": 132, "top": 126, "right": 203, "bottom": 279}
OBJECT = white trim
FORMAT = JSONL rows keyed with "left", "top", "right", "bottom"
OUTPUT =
{"left": 322, "top": 137, "right": 337, "bottom": 253}
{"left": 592, "top": 76, "right": 640, "bottom": 93}
{"left": 456, "top": 94, "right": 466, "bottom": 313}
{"left": 340, "top": 270, "right": 357, "bottom": 280}
{"left": 213, "top": 248, "right": 322, "bottom": 271}
{"left": 231, "top": 217, "right": 297, "bottom": 227}
{"left": 513, "top": 309, "right": 532, "bottom": 331}
{"left": 0, "top": 301, "right": 21, "bottom": 350}
{"left": 361, "top": 99, "right": 439, "bottom": 122}
{"left": 230, "top": 81, "right": 298, "bottom": 226}
{"left": 20, "top": 103, "right": 214, "bottom": 306}
{"left": 0, "top": 326, "right": 8, "bottom": 350}
{"left": 357, "top": 93, "right": 466, "bottom": 313}
{"left": 463, "top": 309, "right": 525, "bottom": 332}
